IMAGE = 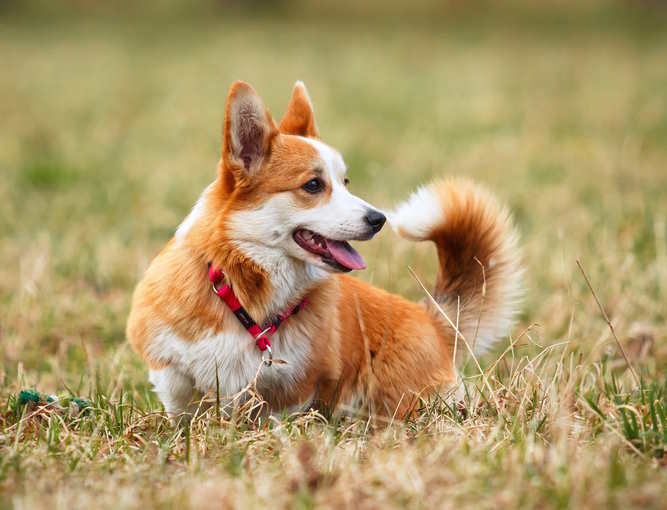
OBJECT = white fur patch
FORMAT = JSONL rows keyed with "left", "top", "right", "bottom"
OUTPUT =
{"left": 175, "top": 183, "right": 213, "bottom": 242}
{"left": 146, "top": 318, "right": 312, "bottom": 416}
{"left": 149, "top": 366, "right": 195, "bottom": 416}
{"left": 389, "top": 185, "right": 444, "bottom": 241}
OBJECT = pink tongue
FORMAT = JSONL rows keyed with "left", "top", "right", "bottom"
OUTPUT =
{"left": 326, "top": 240, "right": 366, "bottom": 270}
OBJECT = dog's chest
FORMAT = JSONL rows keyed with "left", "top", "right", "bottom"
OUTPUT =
{"left": 149, "top": 319, "right": 311, "bottom": 398}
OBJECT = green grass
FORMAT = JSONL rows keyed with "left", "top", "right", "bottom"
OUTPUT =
{"left": 1, "top": 2, "right": 666, "bottom": 508}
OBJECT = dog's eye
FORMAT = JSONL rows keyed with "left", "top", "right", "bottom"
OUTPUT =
{"left": 302, "top": 178, "right": 324, "bottom": 194}
{"left": 344, "top": 178, "right": 350, "bottom": 187}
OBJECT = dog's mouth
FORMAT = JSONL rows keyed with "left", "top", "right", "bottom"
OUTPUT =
{"left": 293, "top": 229, "right": 366, "bottom": 272}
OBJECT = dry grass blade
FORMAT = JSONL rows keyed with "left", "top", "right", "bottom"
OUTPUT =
{"left": 576, "top": 259, "right": 640, "bottom": 387}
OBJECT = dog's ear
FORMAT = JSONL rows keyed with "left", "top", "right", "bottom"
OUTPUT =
{"left": 222, "top": 81, "right": 278, "bottom": 180}
{"left": 279, "top": 81, "right": 320, "bottom": 138}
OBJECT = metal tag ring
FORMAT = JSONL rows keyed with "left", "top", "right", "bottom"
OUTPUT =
{"left": 262, "top": 344, "right": 273, "bottom": 367}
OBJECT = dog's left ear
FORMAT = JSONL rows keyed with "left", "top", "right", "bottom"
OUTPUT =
{"left": 222, "top": 81, "right": 278, "bottom": 180}
{"left": 279, "top": 81, "right": 320, "bottom": 138}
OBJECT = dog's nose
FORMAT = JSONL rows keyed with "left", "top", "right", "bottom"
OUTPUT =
{"left": 365, "top": 210, "right": 387, "bottom": 233}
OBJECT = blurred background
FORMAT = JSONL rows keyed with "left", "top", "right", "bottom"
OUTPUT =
{"left": 1, "top": 0, "right": 665, "bottom": 382}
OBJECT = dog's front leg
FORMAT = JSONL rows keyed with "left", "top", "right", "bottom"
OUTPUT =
{"left": 149, "top": 366, "right": 196, "bottom": 419}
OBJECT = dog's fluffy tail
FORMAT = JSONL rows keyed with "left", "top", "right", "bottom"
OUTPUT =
{"left": 390, "top": 178, "right": 523, "bottom": 355}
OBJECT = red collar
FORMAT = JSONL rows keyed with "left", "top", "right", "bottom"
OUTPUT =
{"left": 208, "top": 263, "right": 307, "bottom": 364}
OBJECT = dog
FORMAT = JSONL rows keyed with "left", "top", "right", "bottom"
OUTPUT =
{"left": 126, "top": 80, "right": 523, "bottom": 419}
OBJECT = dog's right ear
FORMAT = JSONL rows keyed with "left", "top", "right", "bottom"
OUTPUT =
{"left": 279, "top": 81, "right": 320, "bottom": 138}
{"left": 222, "top": 81, "right": 278, "bottom": 182}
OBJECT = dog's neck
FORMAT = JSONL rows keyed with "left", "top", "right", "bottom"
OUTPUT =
{"left": 228, "top": 241, "right": 328, "bottom": 322}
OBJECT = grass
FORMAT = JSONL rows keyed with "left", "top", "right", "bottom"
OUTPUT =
{"left": 1, "top": 2, "right": 666, "bottom": 508}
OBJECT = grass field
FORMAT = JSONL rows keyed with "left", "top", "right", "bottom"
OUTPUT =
{"left": 1, "top": 2, "right": 666, "bottom": 508}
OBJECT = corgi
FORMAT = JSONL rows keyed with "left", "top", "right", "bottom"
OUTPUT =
{"left": 126, "top": 80, "right": 523, "bottom": 419}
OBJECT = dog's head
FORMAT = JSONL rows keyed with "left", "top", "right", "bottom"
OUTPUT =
{"left": 217, "top": 81, "right": 385, "bottom": 274}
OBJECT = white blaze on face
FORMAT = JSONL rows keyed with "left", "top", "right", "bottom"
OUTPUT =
{"left": 296, "top": 137, "right": 376, "bottom": 240}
